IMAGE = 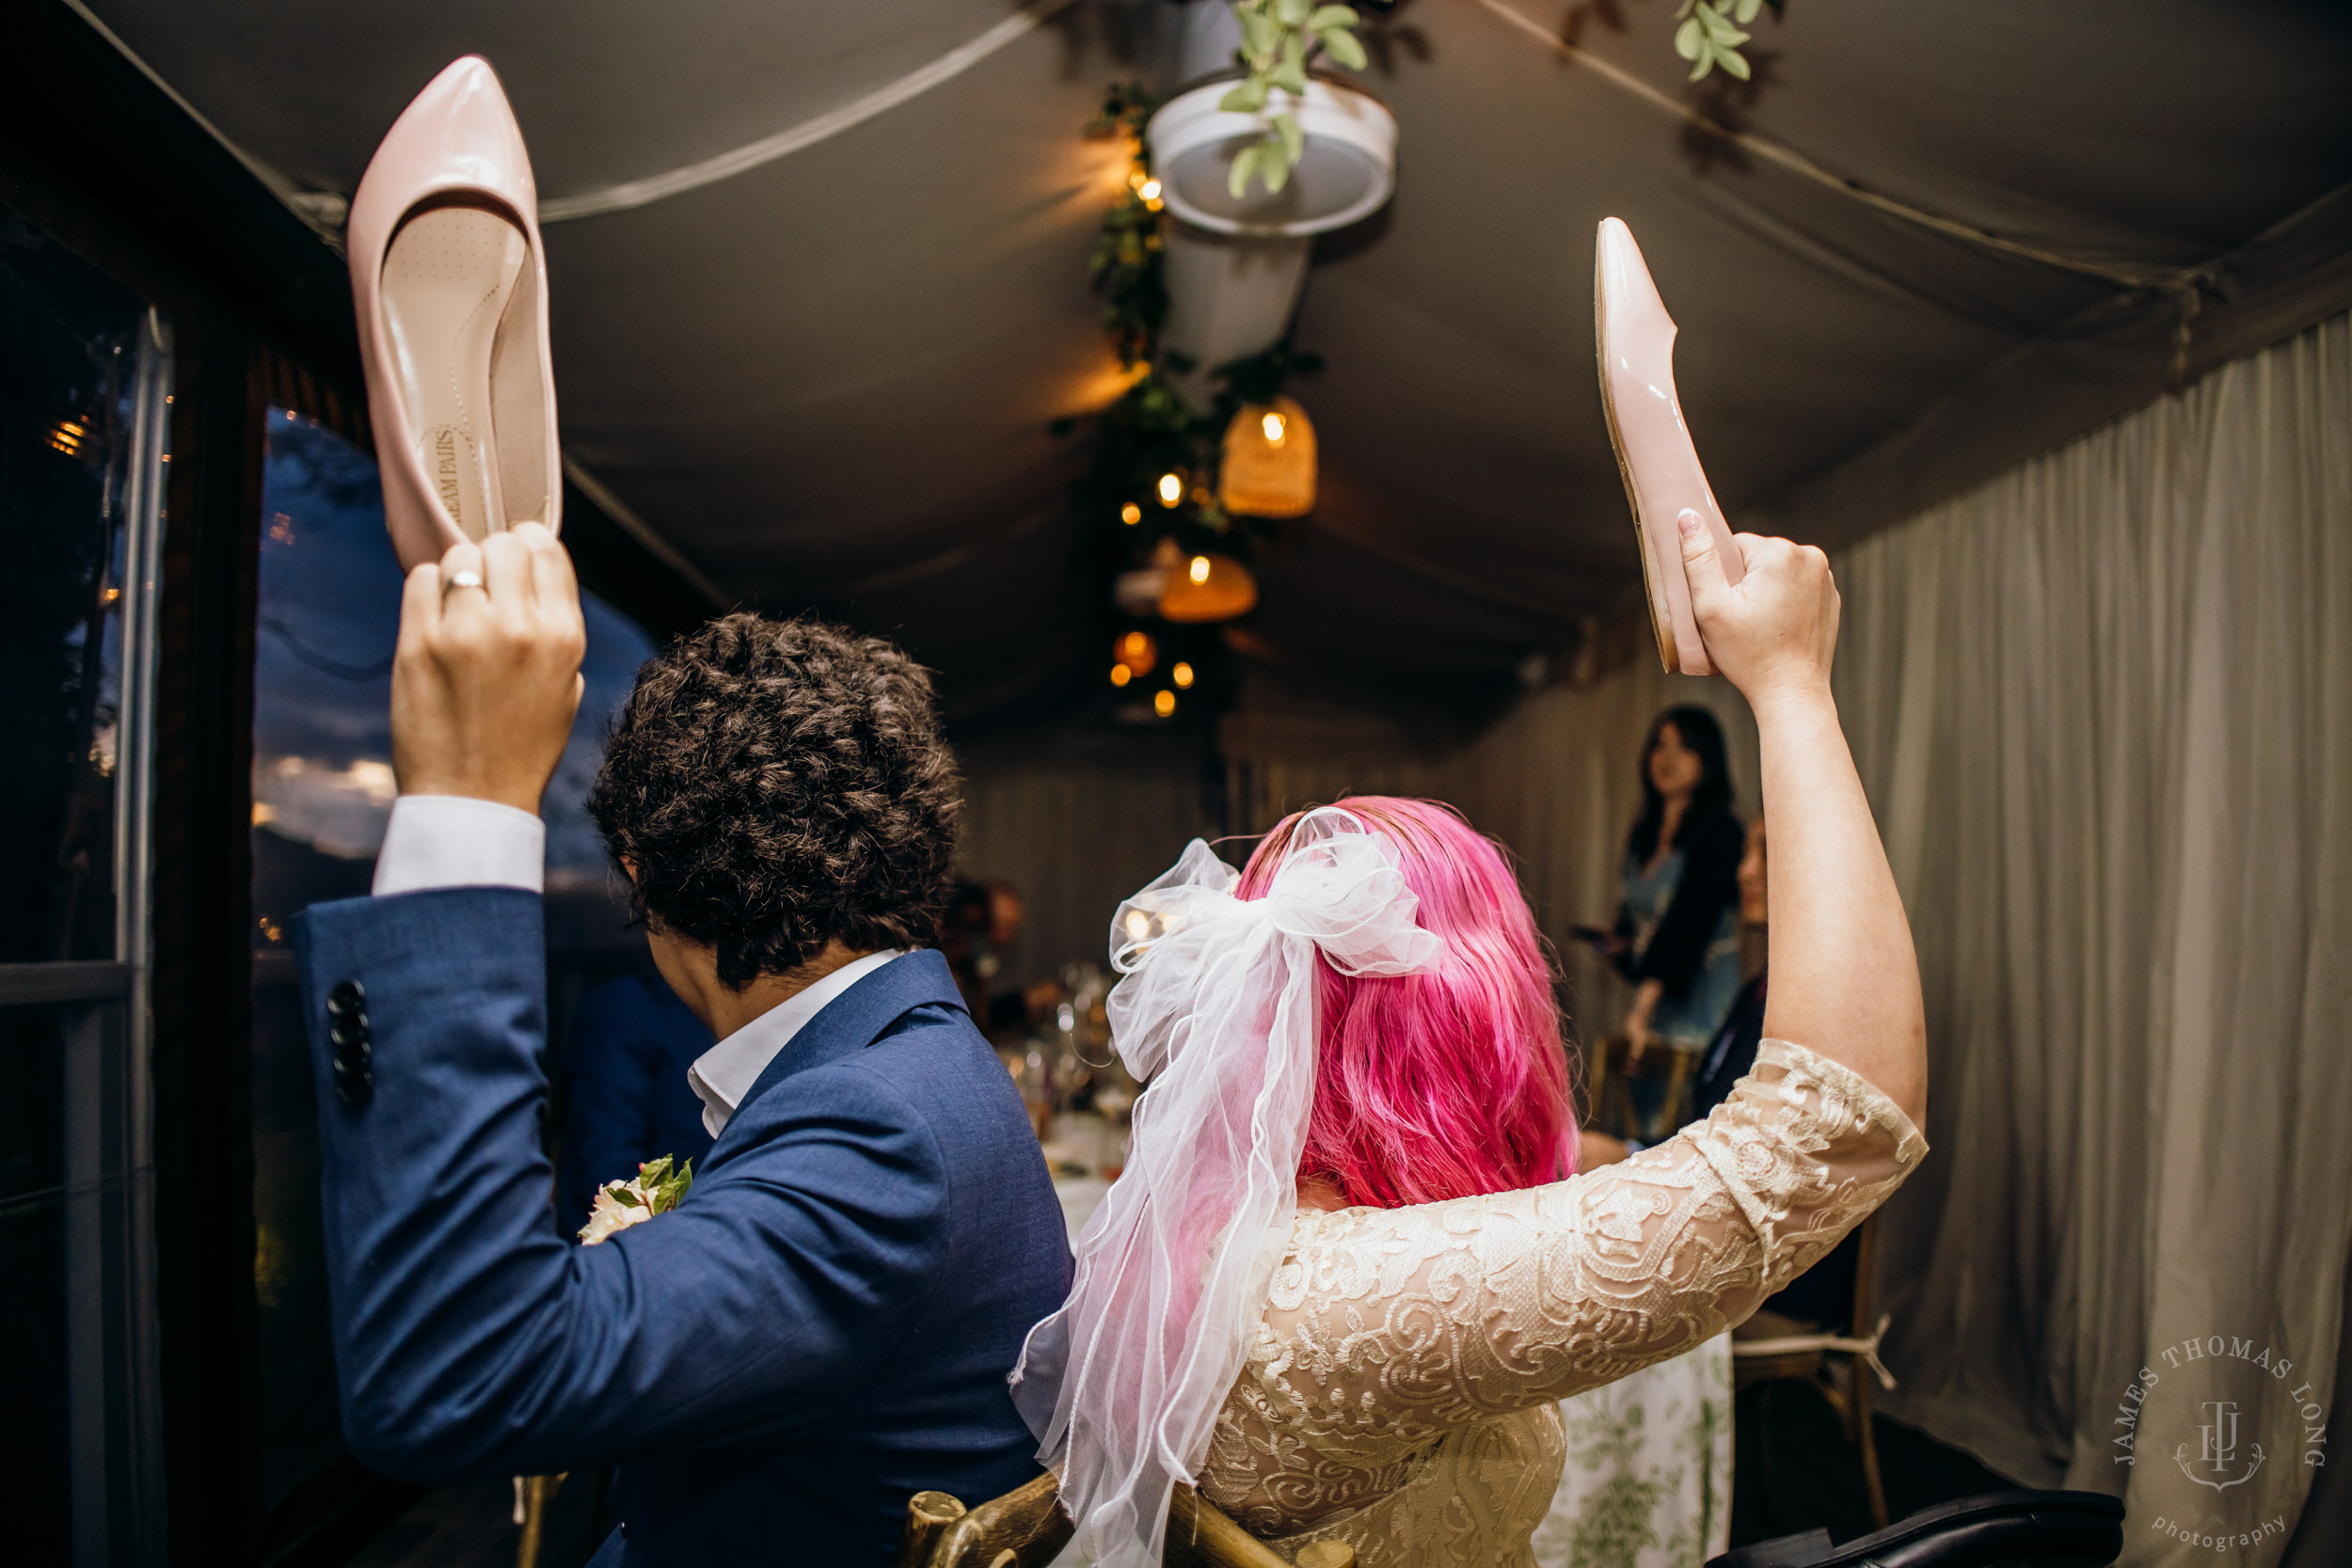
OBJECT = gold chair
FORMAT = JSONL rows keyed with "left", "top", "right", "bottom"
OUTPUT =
{"left": 1730, "top": 1213, "right": 1895, "bottom": 1528}
{"left": 515, "top": 1472, "right": 564, "bottom": 1568}
{"left": 1582, "top": 1031, "right": 1698, "bottom": 1144}
{"left": 899, "top": 1471, "right": 1353, "bottom": 1568}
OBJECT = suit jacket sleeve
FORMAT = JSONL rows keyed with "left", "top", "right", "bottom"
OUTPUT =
{"left": 1632, "top": 813, "right": 1744, "bottom": 996}
{"left": 298, "top": 888, "right": 952, "bottom": 1484}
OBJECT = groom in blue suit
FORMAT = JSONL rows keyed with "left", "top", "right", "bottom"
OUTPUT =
{"left": 296, "top": 524, "right": 1071, "bottom": 1563}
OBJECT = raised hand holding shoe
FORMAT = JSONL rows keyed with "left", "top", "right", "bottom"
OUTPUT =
{"left": 1674, "top": 513, "right": 1841, "bottom": 710}
{"left": 390, "top": 523, "right": 585, "bottom": 814}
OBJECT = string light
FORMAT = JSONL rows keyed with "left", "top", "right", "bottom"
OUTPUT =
{"left": 1172, "top": 661, "right": 1195, "bottom": 689}
{"left": 1120, "top": 501, "right": 1142, "bottom": 525}
{"left": 1188, "top": 555, "right": 1211, "bottom": 585}
{"left": 1261, "top": 410, "right": 1286, "bottom": 443}
{"left": 48, "top": 419, "right": 86, "bottom": 456}
{"left": 1153, "top": 689, "right": 1176, "bottom": 718}
{"left": 1115, "top": 629, "right": 1157, "bottom": 675}
{"left": 1156, "top": 472, "right": 1184, "bottom": 507}
{"left": 1110, "top": 664, "right": 1133, "bottom": 687}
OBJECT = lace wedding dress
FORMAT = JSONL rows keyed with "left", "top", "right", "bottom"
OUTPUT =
{"left": 1197, "top": 1038, "right": 1928, "bottom": 1568}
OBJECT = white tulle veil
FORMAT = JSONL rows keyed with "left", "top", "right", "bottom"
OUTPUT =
{"left": 1009, "top": 807, "right": 1443, "bottom": 1567}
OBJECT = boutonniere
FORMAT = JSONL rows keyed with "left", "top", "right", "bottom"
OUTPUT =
{"left": 578, "top": 1153, "right": 694, "bottom": 1244}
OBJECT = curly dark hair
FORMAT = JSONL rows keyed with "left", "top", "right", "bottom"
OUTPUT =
{"left": 586, "top": 613, "right": 961, "bottom": 988}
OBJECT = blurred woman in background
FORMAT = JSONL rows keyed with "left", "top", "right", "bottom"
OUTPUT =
{"left": 1611, "top": 705, "right": 1747, "bottom": 1060}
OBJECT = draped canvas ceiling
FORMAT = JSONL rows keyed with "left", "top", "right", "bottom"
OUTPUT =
{"left": 77, "top": 0, "right": 2352, "bottom": 725}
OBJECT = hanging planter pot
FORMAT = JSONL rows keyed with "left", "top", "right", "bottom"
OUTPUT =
{"left": 1145, "top": 77, "right": 1397, "bottom": 238}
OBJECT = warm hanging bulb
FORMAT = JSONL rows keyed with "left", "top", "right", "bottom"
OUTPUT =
{"left": 1156, "top": 472, "right": 1184, "bottom": 507}
{"left": 1115, "top": 629, "right": 1158, "bottom": 676}
{"left": 1110, "top": 663, "right": 1133, "bottom": 688}
{"left": 1120, "top": 501, "right": 1142, "bottom": 525}
{"left": 1172, "top": 661, "right": 1196, "bottom": 689}
{"left": 1219, "top": 396, "right": 1316, "bottom": 518}
{"left": 1187, "top": 555, "right": 1211, "bottom": 584}
{"left": 1153, "top": 689, "right": 1177, "bottom": 718}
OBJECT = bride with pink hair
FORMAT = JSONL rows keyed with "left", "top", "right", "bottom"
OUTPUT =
{"left": 1013, "top": 518, "right": 1930, "bottom": 1567}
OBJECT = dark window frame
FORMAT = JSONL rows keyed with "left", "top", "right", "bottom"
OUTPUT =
{"left": 0, "top": 7, "right": 720, "bottom": 1562}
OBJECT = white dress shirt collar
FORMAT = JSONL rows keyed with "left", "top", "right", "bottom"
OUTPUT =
{"left": 686, "top": 949, "right": 909, "bottom": 1137}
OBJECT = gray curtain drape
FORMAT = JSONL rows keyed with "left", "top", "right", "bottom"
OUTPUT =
{"left": 1835, "top": 312, "right": 2350, "bottom": 1565}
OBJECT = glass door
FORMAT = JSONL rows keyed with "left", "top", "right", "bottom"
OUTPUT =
{"left": 0, "top": 205, "right": 174, "bottom": 1568}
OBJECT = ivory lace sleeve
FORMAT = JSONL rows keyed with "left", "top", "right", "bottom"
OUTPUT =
{"left": 1205, "top": 1038, "right": 1927, "bottom": 1525}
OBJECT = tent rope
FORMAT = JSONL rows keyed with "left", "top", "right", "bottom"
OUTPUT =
{"left": 1466, "top": 0, "right": 2208, "bottom": 297}
{"left": 538, "top": 0, "right": 1084, "bottom": 223}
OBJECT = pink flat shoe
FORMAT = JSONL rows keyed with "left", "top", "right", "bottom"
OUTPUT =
{"left": 348, "top": 56, "right": 560, "bottom": 571}
{"left": 1595, "top": 217, "right": 1745, "bottom": 675}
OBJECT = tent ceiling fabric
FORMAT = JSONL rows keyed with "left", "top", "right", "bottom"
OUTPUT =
{"left": 84, "top": 0, "right": 2352, "bottom": 724}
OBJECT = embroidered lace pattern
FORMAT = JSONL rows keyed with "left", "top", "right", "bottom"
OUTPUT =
{"left": 1196, "top": 1038, "right": 1928, "bottom": 1567}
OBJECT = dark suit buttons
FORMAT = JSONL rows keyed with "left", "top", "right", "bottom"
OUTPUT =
{"left": 327, "top": 980, "right": 373, "bottom": 1106}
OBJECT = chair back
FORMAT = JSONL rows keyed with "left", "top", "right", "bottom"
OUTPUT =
{"left": 1583, "top": 1032, "right": 1698, "bottom": 1142}
{"left": 899, "top": 1473, "right": 1351, "bottom": 1568}
{"left": 1707, "top": 1488, "right": 2122, "bottom": 1567}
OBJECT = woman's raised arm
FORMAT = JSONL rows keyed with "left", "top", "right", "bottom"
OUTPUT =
{"left": 1675, "top": 514, "right": 1927, "bottom": 1124}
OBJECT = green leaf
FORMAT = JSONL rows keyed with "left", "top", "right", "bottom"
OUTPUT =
{"left": 1239, "top": 8, "right": 1279, "bottom": 58}
{"left": 1698, "top": 6, "right": 1747, "bottom": 43}
{"left": 1272, "top": 110, "right": 1305, "bottom": 165}
{"left": 1219, "top": 77, "right": 1269, "bottom": 114}
{"left": 1276, "top": 0, "right": 1313, "bottom": 26}
{"left": 1674, "top": 17, "right": 1705, "bottom": 59}
{"left": 1319, "top": 27, "right": 1367, "bottom": 70}
{"left": 1716, "top": 42, "right": 1752, "bottom": 78}
{"left": 1733, "top": 0, "right": 1763, "bottom": 23}
{"left": 1262, "top": 143, "right": 1294, "bottom": 194}
{"left": 1271, "top": 57, "right": 1310, "bottom": 96}
{"left": 1228, "top": 144, "right": 1262, "bottom": 199}
{"left": 1308, "top": 5, "right": 1358, "bottom": 28}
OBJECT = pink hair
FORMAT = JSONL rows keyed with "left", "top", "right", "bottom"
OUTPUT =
{"left": 1234, "top": 797, "right": 1578, "bottom": 1208}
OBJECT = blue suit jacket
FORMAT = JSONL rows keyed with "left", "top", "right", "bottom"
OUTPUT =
{"left": 297, "top": 889, "right": 1072, "bottom": 1564}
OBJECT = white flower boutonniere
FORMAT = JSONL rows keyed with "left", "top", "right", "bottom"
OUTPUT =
{"left": 578, "top": 1153, "right": 694, "bottom": 1245}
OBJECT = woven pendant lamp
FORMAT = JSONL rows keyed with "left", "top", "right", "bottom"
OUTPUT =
{"left": 1218, "top": 396, "right": 1315, "bottom": 517}
{"left": 1158, "top": 547, "right": 1257, "bottom": 623}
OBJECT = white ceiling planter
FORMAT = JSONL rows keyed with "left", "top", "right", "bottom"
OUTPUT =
{"left": 1145, "top": 77, "right": 1398, "bottom": 238}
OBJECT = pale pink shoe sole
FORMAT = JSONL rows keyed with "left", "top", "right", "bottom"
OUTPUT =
{"left": 1595, "top": 217, "right": 1745, "bottom": 675}
{"left": 348, "top": 56, "right": 561, "bottom": 572}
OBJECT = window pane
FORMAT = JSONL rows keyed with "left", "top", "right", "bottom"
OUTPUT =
{"left": 0, "top": 1000, "right": 155, "bottom": 1567}
{"left": 250, "top": 410, "right": 660, "bottom": 1519}
{"left": 0, "top": 211, "right": 154, "bottom": 963}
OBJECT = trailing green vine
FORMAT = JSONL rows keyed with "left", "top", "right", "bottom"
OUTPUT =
{"left": 1218, "top": 0, "right": 1368, "bottom": 198}
{"left": 1056, "top": 78, "right": 1333, "bottom": 717}
{"left": 1064, "top": 82, "right": 1317, "bottom": 568}
{"left": 1674, "top": 0, "right": 1782, "bottom": 82}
